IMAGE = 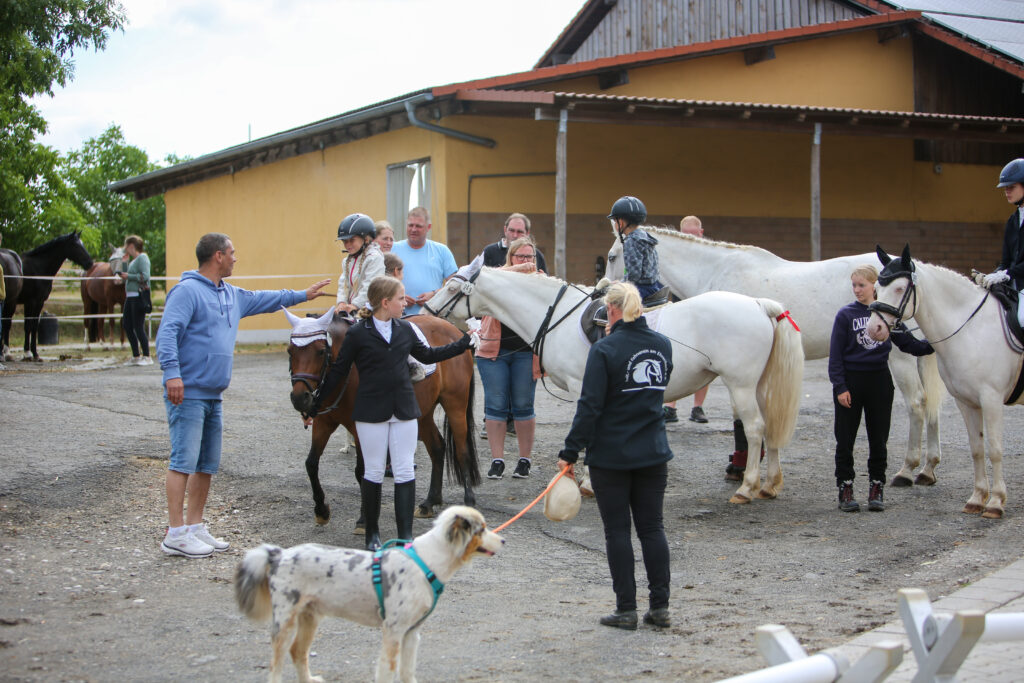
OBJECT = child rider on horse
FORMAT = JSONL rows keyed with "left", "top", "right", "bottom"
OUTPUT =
{"left": 608, "top": 196, "right": 664, "bottom": 302}
{"left": 334, "top": 213, "right": 385, "bottom": 316}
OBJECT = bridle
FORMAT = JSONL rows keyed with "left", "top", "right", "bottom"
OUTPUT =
{"left": 288, "top": 318, "right": 352, "bottom": 416}
{"left": 423, "top": 268, "right": 482, "bottom": 320}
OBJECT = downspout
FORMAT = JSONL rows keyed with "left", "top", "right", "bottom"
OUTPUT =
{"left": 404, "top": 95, "right": 496, "bottom": 148}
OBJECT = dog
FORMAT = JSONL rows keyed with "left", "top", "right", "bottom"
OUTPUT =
{"left": 235, "top": 505, "right": 504, "bottom": 683}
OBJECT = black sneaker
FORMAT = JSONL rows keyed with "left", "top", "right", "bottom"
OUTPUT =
{"left": 662, "top": 406, "right": 679, "bottom": 423}
{"left": 487, "top": 460, "right": 505, "bottom": 479}
{"left": 868, "top": 481, "right": 885, "bottom": 511}
{"left": 643, "top": 607, "right": 671, "bottom": 628}
{"left": 512, "top": 458, "right": 531, "bottom": 478}
{"left": 599, "top": 610, "right": 638, "bottom": 630}
{"left": 838, "top": 482, "right": 860, "bottom": 512}
{"left": 689, "top": 406, "right": 708, "bottom": 423}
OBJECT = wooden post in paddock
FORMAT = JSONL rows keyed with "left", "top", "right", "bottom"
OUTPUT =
{"left": 554, "top": 108, "right": 568, "bottom": 278}
{"left": 810, "top": 122, "right": 822, "bottom": 262}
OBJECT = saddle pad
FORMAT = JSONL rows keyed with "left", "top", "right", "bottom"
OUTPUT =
{"left": 407, "top": 321, "right": 437, "bottom": 377}
{"left": 576, "top": 304, "right": 666, "bottom": 348}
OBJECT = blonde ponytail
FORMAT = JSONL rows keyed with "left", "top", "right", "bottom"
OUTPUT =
{"left": 604, "top": 281, "right": 643, "bottom": 322}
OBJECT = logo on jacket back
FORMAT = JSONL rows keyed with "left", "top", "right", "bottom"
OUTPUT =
{"left": 624, "top": 349, "right": 669, "bottom": 391}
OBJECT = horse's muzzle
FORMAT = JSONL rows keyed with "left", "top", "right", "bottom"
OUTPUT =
{"left": 290, "top": 390, "right": 313, "bottom": 415}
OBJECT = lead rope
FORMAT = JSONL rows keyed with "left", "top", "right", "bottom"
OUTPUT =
{"left": 493, "top": 463, "right": 574, "bottom": 533}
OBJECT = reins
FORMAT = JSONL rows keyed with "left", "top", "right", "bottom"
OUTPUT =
{"left": 869, "top": 270, "right": 990, "bottom": 346}
{"left": 531, "top": 283, "right": 600, "bottom": 403}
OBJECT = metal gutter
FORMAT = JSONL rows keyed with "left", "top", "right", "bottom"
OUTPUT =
{"left": 404, "top": 94, "right": 496, "bottom": 148}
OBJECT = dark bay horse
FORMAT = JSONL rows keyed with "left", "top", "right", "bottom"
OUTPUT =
{"left": 80, "top": 249, "right": 126, "bottom": 347}
{"left": 284, "top": 308, "right": 479, "bottom": 528}
{"left": 1, "top": 232, "right": 93, "bottom": 361}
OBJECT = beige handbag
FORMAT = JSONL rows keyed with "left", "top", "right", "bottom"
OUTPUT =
{"left": 544, "top": 468, "right": 581, "bottom": 521}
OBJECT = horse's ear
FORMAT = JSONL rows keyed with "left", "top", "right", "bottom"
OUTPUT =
{"left": 282, "top": 306, "right": 302, "bottom": 329}
{"left": 316, "top": 307, "right": 334, "bottom": 329}
{"left": 876, "top": 245, "right": 891, "bottom": 266}
{"left": 900, "top": 244, "right": 913, "bottom": 270}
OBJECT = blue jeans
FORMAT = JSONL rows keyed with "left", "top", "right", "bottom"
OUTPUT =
{"left": 476, "top": 351, "right": 537, "bottom": 422}
{"left": 165, "top": 398, "right": 223, "bottom": 474}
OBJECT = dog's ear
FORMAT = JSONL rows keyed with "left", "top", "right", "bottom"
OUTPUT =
{"left": 447, "top": 513, "right": 473, "bottom": 544}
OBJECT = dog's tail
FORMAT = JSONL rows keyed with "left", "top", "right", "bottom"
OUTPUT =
{"left": 234, "top": 544, "right": 279, "bottom": 622}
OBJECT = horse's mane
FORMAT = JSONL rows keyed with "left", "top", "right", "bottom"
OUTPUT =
{"left": 480, "top": 265, "right": 595, "bottom": 292}
{"left": 617, "top": 225, "right": 781, "bottom": 259}
{"left": 916, "top": 259, "right": 976, "bottom": 287}
{"left": 23, "top": 231, "right": 81, "bottom": 257}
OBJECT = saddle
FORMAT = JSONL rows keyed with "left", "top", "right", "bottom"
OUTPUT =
{"left": 987, "top": 282, "right": 1024, "bottom": 352}
{"left": 580, "top": 285, "right": 673, "bottom": 346}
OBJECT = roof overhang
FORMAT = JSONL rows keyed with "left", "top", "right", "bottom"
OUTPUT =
{"left": 455, "top": 88, "right": 1024, "bottom": 144}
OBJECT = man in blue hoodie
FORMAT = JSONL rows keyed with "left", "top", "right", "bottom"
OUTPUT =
{"left": 157, "top": 233, "right": 330, "bottom": 558}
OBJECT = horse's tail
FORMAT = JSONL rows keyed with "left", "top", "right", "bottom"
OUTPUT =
{"left": 920, "top": 352, "right": 945, "bottom": 426}
{"left": 443, "top": 363, "right": 480, "bottom": 488}
{"left": 234, "top": 544, "right": 277, "bottom": 622}
{"left": 755, "top": 298, "right": 804, "bottom": 450}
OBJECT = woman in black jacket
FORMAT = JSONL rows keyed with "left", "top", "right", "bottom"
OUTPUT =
{"left": 558, "top": 282, "right": 674, "bottom": 630}
{"left": 308, "top": 276, "right": 471, "bottom": 549}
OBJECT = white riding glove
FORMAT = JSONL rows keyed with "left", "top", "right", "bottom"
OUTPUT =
{"left": 983, "top": 270, "right": 1010, "bottom": 288}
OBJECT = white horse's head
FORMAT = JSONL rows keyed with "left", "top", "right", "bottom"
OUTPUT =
{"left": 867, "top": 244, "right": 917, "bottom": 343}
{"left": 283, "top": 306, "right": 335, "bottom": 346}
{"left": 605, "top": 238, "right": 624, "bottom": 281}
{"left": 422, "top": 254, "right": 483, "bottom": 328}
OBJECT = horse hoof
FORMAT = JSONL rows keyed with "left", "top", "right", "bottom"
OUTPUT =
{"left": 729, "top": 493, "right": 751, "bottom": 504}
{"left": 414, "top": 506, "right": 435, "bottom": 519}
{"left": 315, "top": 515, "right": 329, "bottom": 526}
{"left": 962, "top": 503, "right": 984, "bottom": 514}
{"left": 755, "top": 490, "right": 776, "bottom": 500}
{"left": 914, "top": 473, "right": 936, "bottom": 486}
{"left": 890, "top": 475, "right": 913, "bottom": 488}
{"left": 982, "top": 508, "right": 1004, "bottom": 519}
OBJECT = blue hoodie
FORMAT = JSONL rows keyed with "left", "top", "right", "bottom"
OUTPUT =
{"left": 156, "top": 270, "right": 307, "bottom": 400}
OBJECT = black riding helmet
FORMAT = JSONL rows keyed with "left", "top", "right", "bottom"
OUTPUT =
{"left": 336, "top": 213, "right": 376, "bottom": 241}
{"left": 607, "top": 196, "right": 647, "bottom": 226}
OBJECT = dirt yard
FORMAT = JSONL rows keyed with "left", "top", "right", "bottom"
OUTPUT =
{"left": 2, "top": 351, "right": 1024, "bottom": 682}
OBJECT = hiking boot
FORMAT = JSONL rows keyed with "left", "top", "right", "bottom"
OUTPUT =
{"left": 408, "top": 361, "right": 426, "bottom": 383}
{"left": 487, "top": 460, "right": 505, "bottom": 479}
{"left": 599, "top": 609, "right": 638, "bottom": 630}
{"left": 868, "top": 481, "right": 885, "bottom": 511}
{"left": 512, "top": 458, "right": 531, "bottom": 478}
{"left": 643, "top": 607, "right": 671, "bottom": 628}
{"left": 725, "top": 450, "right": 746, "bottom": 481}
{"left": 161, "top": 529, "right": 214, "bottom": 558}
{"left": 662, "top": 406, "right": 679, "bottom": 423}
{"left": 689, "top": 406, "right": 708, "bottom": 423}
{"left": 838, "top": 482, "right": 860, "bottom": 512}
{"left": 190, "top": 523, "right": 229, "bottom": 552}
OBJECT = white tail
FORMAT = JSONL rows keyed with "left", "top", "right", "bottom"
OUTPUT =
{"left": 755, "top": 299, "right": 804, "bottom": 450}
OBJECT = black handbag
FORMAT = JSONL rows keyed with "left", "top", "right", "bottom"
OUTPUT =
{"left": 139, "top": 286, "right": 153, "bottom": 314}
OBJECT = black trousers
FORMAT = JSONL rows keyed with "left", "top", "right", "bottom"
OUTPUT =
{"left": 122, "top": 295, "right": 149, "bottom": 358}
{"left": 834, "top": 368, "right": 894, "bottom": 486}
{"left": 589, "top": 462, "right": 670, "bottom": 612}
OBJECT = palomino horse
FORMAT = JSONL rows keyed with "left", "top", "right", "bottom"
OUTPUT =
{"left": 606, "top": 228, "right": 946, "bottom": 488}
{"left": 284, "top": 308, "right": 479, "bottom": 525}
{"left": 424, "top": 259, "right": 804, "bottom": 503}
{"left": 1, "top": 232, "right": 94, "bottom": 361}
{"left": 867, "top": 245, "right": 1013, "bottom": 519}
{"left": 80, "top": 248, "right": 126, "bottom": 348}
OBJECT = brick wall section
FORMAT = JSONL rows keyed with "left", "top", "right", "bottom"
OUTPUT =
{"left": 447, "top": 212, "right": 1007, "bottom": 283}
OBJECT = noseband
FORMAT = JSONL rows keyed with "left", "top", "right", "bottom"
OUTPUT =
{"left": 868, "top": 270, "right": 917, "bottom": 330}
{"left": 423, "top": 270, "right": 480, "bottom": 319}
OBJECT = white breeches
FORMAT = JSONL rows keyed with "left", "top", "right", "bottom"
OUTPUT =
{"left": 355, "top": 417, "right": 418, "bottom": 484}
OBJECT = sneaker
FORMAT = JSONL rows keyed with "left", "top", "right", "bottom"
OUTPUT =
{"left": 140, "top": 356, "right": 154, "bottom": 366}
{"left": 512, "top": 458, "right": 531, "bottom": 478}
{"left": 599, "top": 609, "right": 638, "bottom": 630}
{"left": 487, "top": 460, "right": 505, "bottom": 479}
{"left": 191, "top": 523, "right": 230, "bottom": 551}
{"left": 643, "top": 607, "right": 671, "bottom": 628}
{"left": 838, "top": 482, "right": 860, "bottom": 512}
{"left": 161, "top": 530, "right": 214, "bottom": 558}
{"left": 689, "top": 406, "right": 708, "bottom": 423}
{"left": 125, "top": 357, "right": 142, "bottom": 366}
{"left": 662, "top": 406, "right": 678, "bottom": 423}
{"left": 868, "top": 481, "right": 885, "bottom": 511}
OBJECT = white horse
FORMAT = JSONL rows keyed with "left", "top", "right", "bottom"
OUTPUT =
{"left": 607, "top": 228, "right": 946, "bottom": 487}
{"left": 867, "top": 245, "right": 1015, "bottom": 519}
{"left": 423, "top": 259, "right": 804, "bottom": 503}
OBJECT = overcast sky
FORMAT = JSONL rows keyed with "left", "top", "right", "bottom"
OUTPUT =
{"left": 31, "top": 0, "right": 586, "bottom": 163}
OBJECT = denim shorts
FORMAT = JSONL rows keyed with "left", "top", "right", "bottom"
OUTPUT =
{"left": 165, "top": 398, "right": 223, "bottom": 474}
{"left": 476, "top": 351, "right": 537, "bottom": 422}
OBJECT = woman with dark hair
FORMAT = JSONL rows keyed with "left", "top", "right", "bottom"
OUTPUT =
{"left": 118, "top": 235, "right": 152, "bottom": 365}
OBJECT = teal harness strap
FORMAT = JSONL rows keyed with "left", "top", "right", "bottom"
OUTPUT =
{"left": 371, "top": 540, "right": 445, "bottom": 628}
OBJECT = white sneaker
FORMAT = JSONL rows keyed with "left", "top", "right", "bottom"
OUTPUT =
{"left": 125, "top": 357, "right": 141, "bottom": 366}
{"left": 191, "top": 524, "right": 229, "bottom": 552}
{"left": 140, "top": 356, "right": 154, "bottom": 366}
{"left": 161, "top": 530, "right": 214, "bottom": 558}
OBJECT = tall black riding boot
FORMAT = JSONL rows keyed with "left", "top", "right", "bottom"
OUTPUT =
{"left": 394, "top": 480, "right": 416, "bottom": 541}
{"left": 361, "top": 480, "right": 382, "bottom": 550}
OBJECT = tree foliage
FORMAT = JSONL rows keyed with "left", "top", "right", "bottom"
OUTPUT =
{"left": 63, "top": 124, "right": 167, "bottom": 278}
{"left": 0, "top": 0, "right": 126, "bottom": 253}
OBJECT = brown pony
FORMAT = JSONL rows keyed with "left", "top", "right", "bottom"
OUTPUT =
{"left": 284, "top": 308, "right": 479, "bottom": 528}
{"left": 80, "top": 251, "right": 126, "bottom": 347}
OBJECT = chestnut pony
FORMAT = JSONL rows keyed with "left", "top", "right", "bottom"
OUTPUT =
{"left": 80, "top": 247, "right": 126, "bottom": 348}
{"left": 284, "top": 308, "right": 479, "bottom": 527}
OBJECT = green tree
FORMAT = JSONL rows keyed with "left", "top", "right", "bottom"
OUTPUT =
{"left": 0, "top": 0, "right": 126, "bottom": 252}
{"left": 63, "top": 125, "right": 167, "bottom": 279}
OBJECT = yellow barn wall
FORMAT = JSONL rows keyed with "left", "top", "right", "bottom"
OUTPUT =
{"left": 163, "top": 126, "right": 450, "bottom": 336}
{"left": 533, "top": 30, "right": 915, "bottom": 111}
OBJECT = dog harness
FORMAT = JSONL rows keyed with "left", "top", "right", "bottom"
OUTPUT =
{"left": 372, "top": 540, "right": 445, "bottom": 628}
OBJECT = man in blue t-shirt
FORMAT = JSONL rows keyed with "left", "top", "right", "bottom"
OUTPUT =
{"left": 391, "top": 206, "right": 458, "bottom": 314}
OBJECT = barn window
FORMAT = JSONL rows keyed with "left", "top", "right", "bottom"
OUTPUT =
{"left": 387, "top": 158, "right": 432, "bottom": 238}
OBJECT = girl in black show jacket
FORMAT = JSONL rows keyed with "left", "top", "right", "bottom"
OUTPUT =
{"left": 558, "top": 282, "right": 674, "bottom": 631}
{"left": 309, "top": 276, "right": 471, "bottom": 549}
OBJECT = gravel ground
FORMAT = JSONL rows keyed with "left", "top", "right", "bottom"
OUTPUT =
{"left": 2, "top": 351, "right": 1024, "bottom": 682}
